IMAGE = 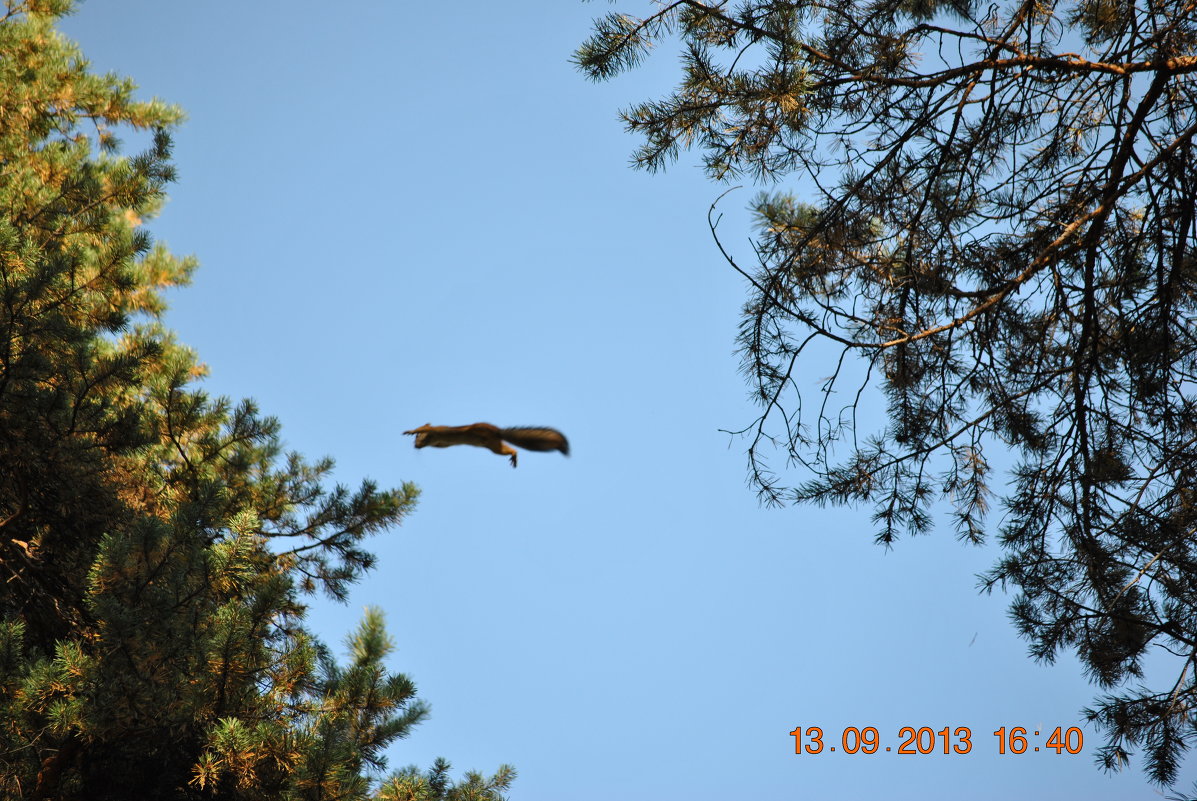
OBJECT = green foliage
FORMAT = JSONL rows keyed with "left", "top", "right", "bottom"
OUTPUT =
{"left": 0, "top": 2, "right": 512, "bottom": 798}
{"left": 579, "top": 0, "right": 1197, "bottom": 791}
{"left": 377, "top": 759, "right": 516, "bottom": 801}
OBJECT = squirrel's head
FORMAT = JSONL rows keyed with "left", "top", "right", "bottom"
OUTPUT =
{"left": 403, "top": 423, "right": 433, "bottom": 448}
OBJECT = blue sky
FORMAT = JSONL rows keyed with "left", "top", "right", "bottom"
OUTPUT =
{"left": 62, "top": 2, "right": 1188, "bottom": 798}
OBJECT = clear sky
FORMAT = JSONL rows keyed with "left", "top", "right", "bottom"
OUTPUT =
{"left": 62, "top": 2, "right": 1191, "bottom": 799}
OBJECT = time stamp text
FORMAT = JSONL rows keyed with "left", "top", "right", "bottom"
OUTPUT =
{"left": 791, "top": 726, "right": 1084, "bottom": 756}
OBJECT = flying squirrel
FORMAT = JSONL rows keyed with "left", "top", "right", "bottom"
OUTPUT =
{"left": 402, "top": 423, "right": 569, "bottom": 468}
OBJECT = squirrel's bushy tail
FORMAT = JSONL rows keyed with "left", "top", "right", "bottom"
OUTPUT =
{"left": 500, "top": 427, "right": 570, "bottom": 455}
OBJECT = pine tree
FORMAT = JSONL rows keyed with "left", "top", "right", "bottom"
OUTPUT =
{"left": 578, "top": 0, "right": 1197, "bottom": 790}
{"left": 0, "top": 2, "right": 511, "bottom": 797}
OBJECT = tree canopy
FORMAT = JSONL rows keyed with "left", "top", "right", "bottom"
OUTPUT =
{"left": 578, "top": 0, "right": 1197, "bottom": 789}
{"left": 0, "top": 2, "right": 511, "bottom": 798}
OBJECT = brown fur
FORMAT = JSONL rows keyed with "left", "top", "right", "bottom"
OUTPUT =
{"left": 403, "top": 423, "right": 569, "bottom": 467}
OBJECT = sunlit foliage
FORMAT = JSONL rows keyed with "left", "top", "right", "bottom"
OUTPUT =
{"left": 0, "top": 3, "right": 511, "bottom": 797}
